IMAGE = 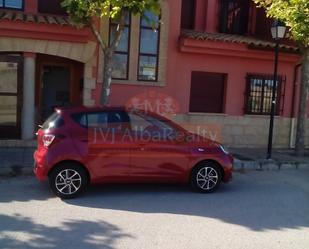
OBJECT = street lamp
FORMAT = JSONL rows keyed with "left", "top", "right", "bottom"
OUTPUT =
{"left": 267, "top": 20, "right": 287, "bottom": 159}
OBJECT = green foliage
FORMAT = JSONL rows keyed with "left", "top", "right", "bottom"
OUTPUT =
{"left": 61, "top": 0, "right": 161, "bottom": 26}
{"left": 253, "top": 0, "right": 309, "bottom": 47}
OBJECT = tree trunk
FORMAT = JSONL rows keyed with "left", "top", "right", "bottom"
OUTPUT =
{"left": 100, "top": 49, "right": 113, "bottom": 106}
{"left": 99, "top": 11, "right": 126, "bottom": 106}
{"left": 295, "top": 47, "right": 309, "bottom": 156}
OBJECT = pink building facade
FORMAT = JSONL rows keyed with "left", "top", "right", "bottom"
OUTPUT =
{"left": 0, "top": 0, "right": 304, "bottom": 148}
{"left": 107, "top": 0, "right": 302, "bottom": 148}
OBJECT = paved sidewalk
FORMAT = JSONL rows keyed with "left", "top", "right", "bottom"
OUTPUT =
{"left": 0, "top": 147, "right": 35, "bottom": 176}
{"left": 231, "top": 148, "right": 309, "bottom": 171}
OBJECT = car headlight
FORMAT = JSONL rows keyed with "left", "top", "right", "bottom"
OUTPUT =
{"left": 219, "top": 145, "right": 229, "bottom": 154}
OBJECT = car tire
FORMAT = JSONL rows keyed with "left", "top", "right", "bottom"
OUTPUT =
{"left": 190, "top": 161, "right": 222, "bottom": 193}
{"left": 49, "top": 163, "right": 88, "bottom": 199}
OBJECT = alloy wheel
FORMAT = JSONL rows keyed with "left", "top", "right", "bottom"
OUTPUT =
{"left": 196, "top": 166, "right": 219, "bottom": 190}
{"left": 55, "top": 169, "right": 82, "bottom": 195}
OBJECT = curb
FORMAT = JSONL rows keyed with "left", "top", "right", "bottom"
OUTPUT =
{"left": 233, "top": 159, "right": 309, "bottom": 171}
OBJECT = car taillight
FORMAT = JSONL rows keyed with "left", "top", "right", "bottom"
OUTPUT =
{"left": 42, "top": 134, "right": 55, "bottom": 147}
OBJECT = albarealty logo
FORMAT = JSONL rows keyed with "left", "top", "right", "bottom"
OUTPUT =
{"left": 88, "top": 126, "right": 214, "bottom": 145}
{"left": 125, "top": 90, "right": 180, "bottom": 116}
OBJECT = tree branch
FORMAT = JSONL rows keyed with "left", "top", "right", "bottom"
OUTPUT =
{"left": 90, "top": 22, "right": 107, "bottom": 51}
{"left": 110, "top": 10, "right": 126, "bottom": 51}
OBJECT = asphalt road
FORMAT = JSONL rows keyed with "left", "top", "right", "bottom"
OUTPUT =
{"left": 0, "top": 170, "right": 309, "bottom": 249}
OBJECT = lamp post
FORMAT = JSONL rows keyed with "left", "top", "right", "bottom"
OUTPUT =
{"left": 267, "top": 20, "right": 287, "bottom": 159}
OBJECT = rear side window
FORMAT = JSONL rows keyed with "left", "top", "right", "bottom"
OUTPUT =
{"left": 88, "top": 112, "right": 109, "bottom": 128}
{"left": 42, "top": 112, "right": 65, "bottom": 130}
{"left": 71, "top": 111, "right": 130, "bottom": 131}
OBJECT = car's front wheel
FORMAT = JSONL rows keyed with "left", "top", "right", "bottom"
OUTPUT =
{"left": 49, "top": 163, "right": 88, "bottom": 199}
{"left": 190, "top": 161, "right": 222, "bottom": 193}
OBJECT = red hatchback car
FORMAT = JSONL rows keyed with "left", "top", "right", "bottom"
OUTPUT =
{"left": 34, "top": 106, "right": 233, "bottom": 199}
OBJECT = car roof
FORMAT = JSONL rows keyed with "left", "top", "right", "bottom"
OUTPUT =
{"left": 55, "top": 106, "right": 127, "bottom": 114}
{"left": 55, "top": 105, "right": 173, "bottom": 121}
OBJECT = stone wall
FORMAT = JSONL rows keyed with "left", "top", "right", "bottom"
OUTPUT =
{"left": 171, "top": 113, "right": 309, "bottom": 148}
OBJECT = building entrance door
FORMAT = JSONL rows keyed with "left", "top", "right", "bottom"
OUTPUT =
{"left": 41, "top": 65, "right": 70, "bottom": 121}
{"left": 36, "top": 54, "right": 84, "bottom": 123}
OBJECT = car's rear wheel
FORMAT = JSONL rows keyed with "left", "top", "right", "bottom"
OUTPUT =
{"left": 190, "top": 161, "right": 222, "bottom": 193}
{"left": 49, "top": 163, "right": 88, "bottom": 199}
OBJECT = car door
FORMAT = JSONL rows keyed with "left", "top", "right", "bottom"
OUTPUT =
{"left": 71, "top": 110, "right": 132, "bottom": 182}
{"left": 128, "top": 111, "right": 190, "bottom": 182}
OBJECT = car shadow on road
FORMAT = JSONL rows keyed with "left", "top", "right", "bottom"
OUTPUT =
{"left": 0, "top": 213, "right": 132, "bottom": 249}
{"left": 64, "top": 171, "right": 309, "bottom": 232}
{"left": 1, "top": 171, "right": 309, "bottom": 233}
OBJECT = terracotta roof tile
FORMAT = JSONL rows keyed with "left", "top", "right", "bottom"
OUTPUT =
{"left": 14, "top": 12, "right": 24, "bottom": 21}
{"left": 2, "top": 11, "right": 13, "bottom": 20}
{"left": 55, "top": 16, "right": 68, "bottom": 26}
{"left": 37, "top": 15, "right": 47, "bottom": 24}
{"left": 46, "top": 16, "right": 58, "bottom": 25}
{"left": 181, "top": 29, "right": 299, "bottom": 53}
{"left": 0, "top": 10, "right": 72, "bottom": 26}
{"left": 26, "top": 13, "right": 35, "bottom": 23}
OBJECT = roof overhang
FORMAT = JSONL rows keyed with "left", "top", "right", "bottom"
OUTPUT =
{"left": 0, "top": 10, "right": 92, "bottom": 43}
{"left": 179, "top": 30, "right": 300, "bottom": 63}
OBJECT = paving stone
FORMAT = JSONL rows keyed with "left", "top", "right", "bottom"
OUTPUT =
{"left": 280, "top": 163, "right": 298, "bottom": 170}
{"left": 233, "top": 159, "right": 243, "bottom": 171}
{"left": 22, "top": 166, "right": 34, "bottom": 176}
{"left": 0, "top": 167, "right": 13, "bottom": 176}
{"left": 296, "top": 163, "right": 309, "bottom": 170}
{"left": 242, "top": 161, "right": 261, "bottom": 171}
{"left": 262, "top": 162, "right": 280, "bottom": 171}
